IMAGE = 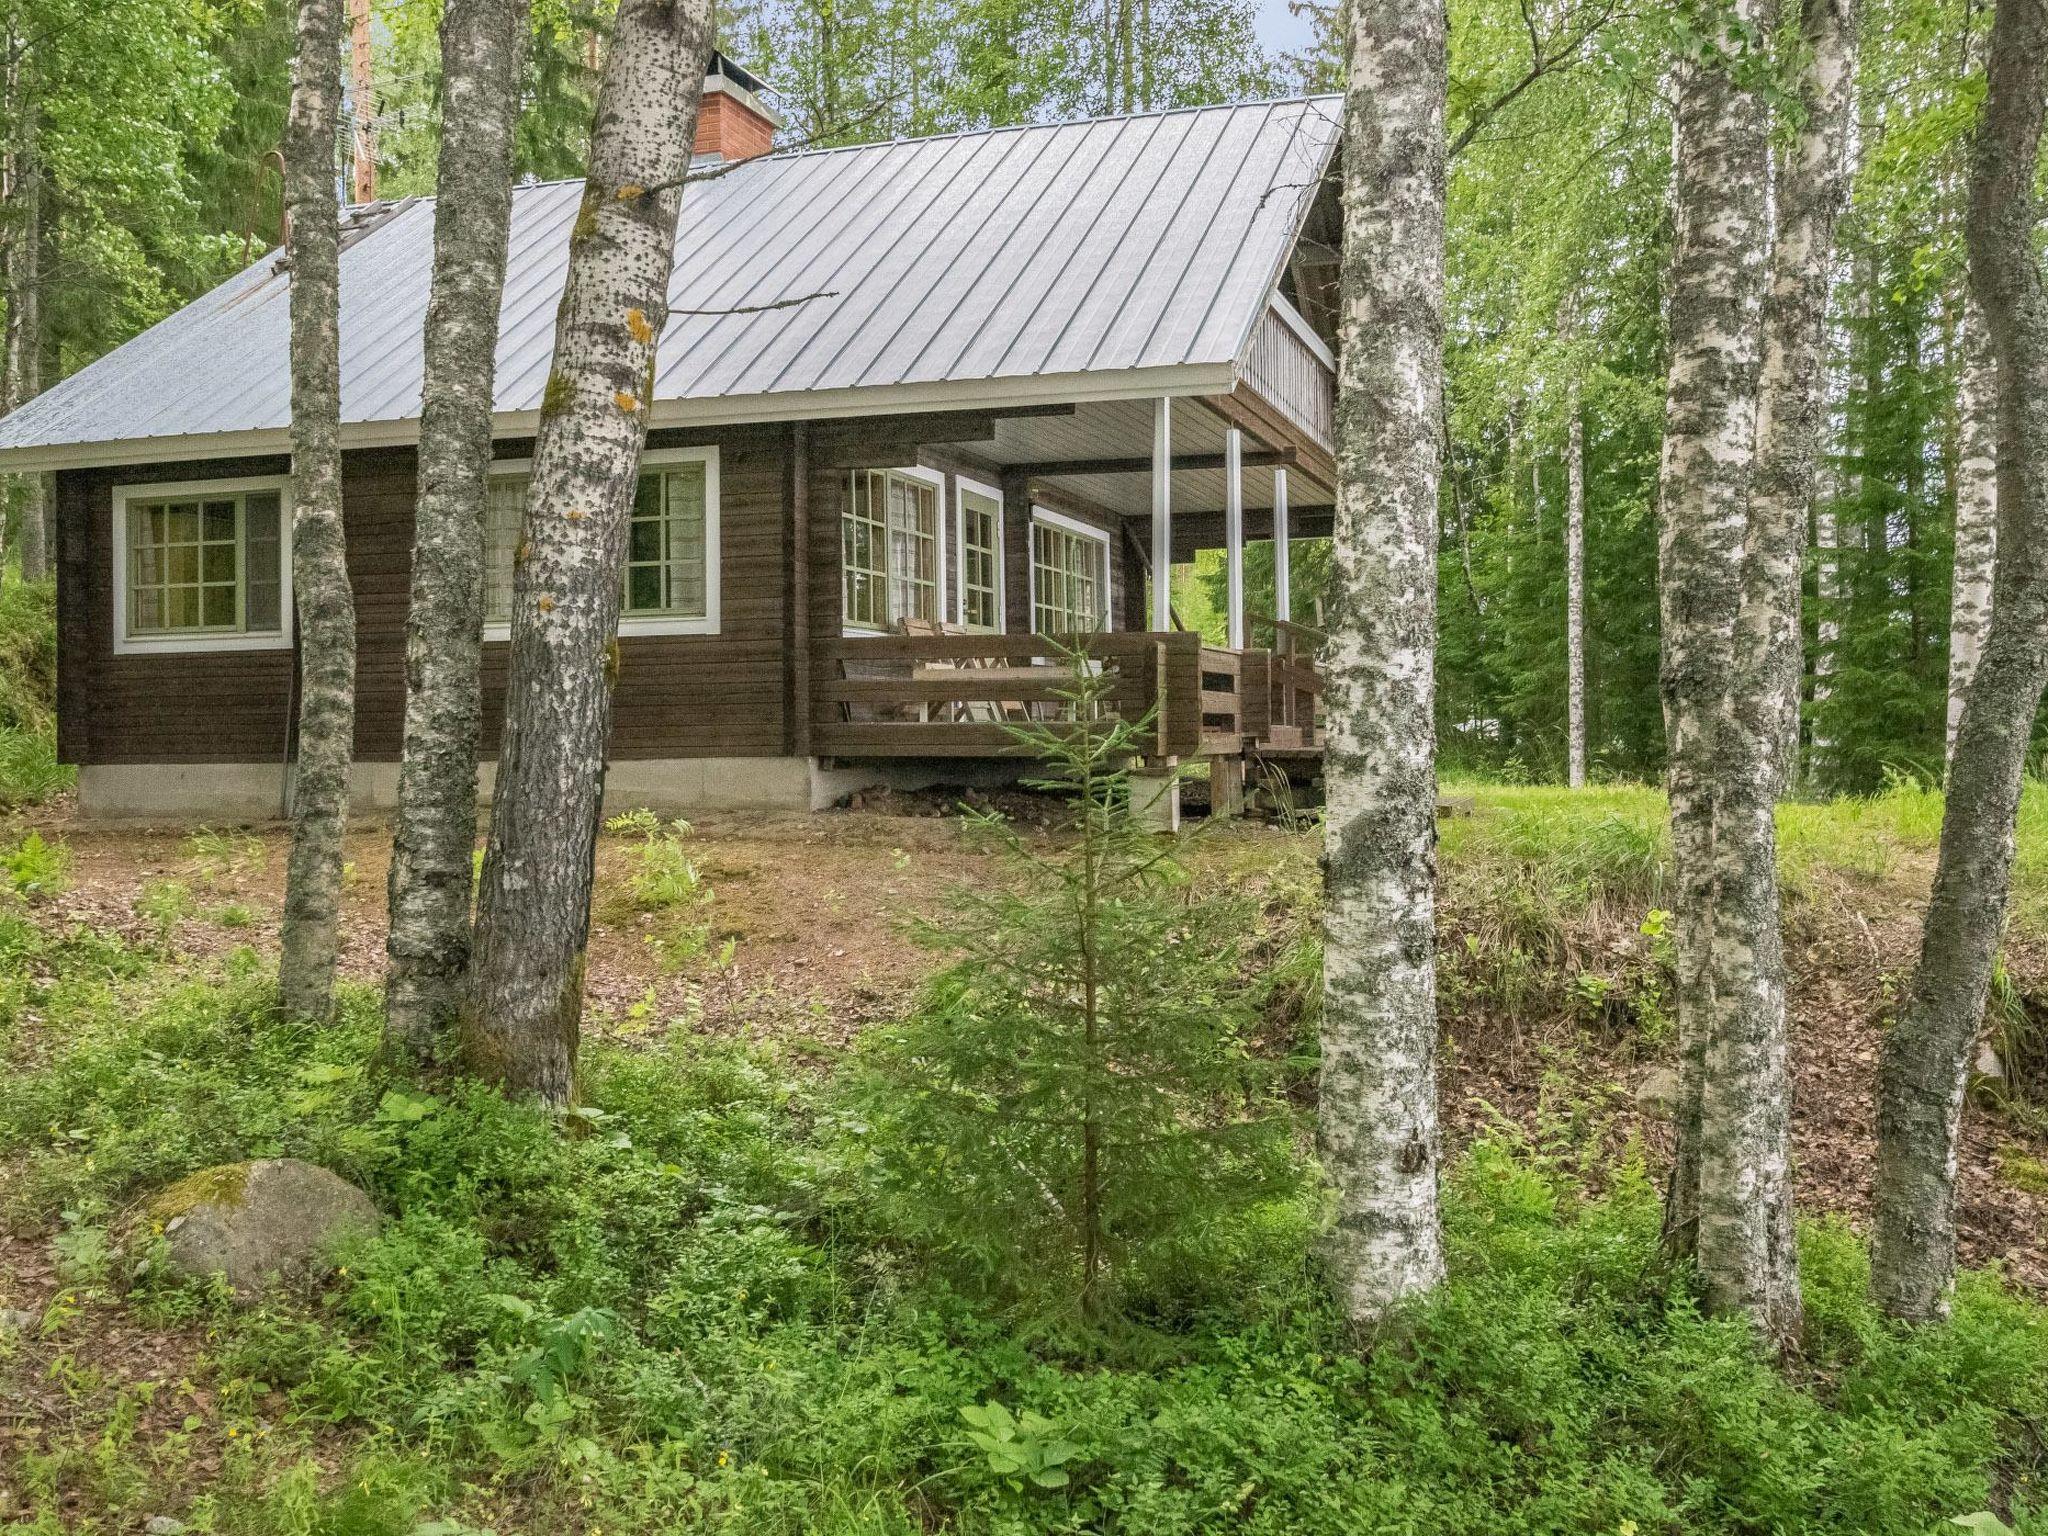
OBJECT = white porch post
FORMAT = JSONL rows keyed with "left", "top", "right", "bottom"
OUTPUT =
{"left": 1150, "top": 395, "right": 1172, "bottom": 631}
{"left": 1272, "top": 466, "right": 1292, "bottom": 622}
{"left": 1224, "top": 427, "right": 1245, "bottom": 649}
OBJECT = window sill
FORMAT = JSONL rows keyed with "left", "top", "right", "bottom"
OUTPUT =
{"left": 482, "top": 617, "right": 720, "bottom": 642}
{"left": 113, "top": 631, "right": 292, "bottom": 657}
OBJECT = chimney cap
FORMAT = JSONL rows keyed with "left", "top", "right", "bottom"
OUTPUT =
{"left": 707, "top": 50, "right": 773, "bottom": 100}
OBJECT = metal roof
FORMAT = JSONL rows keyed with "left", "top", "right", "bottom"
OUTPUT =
{"left": 0, "top": 95, "right": 1340, "bottom": 471}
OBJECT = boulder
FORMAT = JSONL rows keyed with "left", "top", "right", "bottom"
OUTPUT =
{"left": 1633, "top": 1066, "right": 1683, "bottom": 1116}
{"left": 149, "top": 1159, "right": 378, "bottom": 1296}
{"left": 1976, "top": 1039, "right": 2007, "bottom": 1082}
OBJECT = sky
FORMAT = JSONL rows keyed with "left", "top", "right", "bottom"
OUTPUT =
{"left": 1253, "top": 0, "right": 1316, "bottom": 62}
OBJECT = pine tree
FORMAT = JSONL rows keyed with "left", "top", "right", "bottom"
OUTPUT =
{"left": 850, "top": 652, "right": 1292, "bottom": 1318}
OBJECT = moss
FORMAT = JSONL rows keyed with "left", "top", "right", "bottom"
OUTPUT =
{"left": 1996, "top": 1147, "right": 2048, "bottom": 1196}
{"left": 150, "top": 1160, "right": 255, "bottom": 1220}
{"left": 542, "top": 370, "right": 574, "bottom": 417}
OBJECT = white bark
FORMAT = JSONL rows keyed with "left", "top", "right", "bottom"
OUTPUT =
{"left": 1566, "top": 390, "right": 1586, "bottom": 787}
{"left": 466, "top": 0, "right": 716, "bottom": 1105}
{"left": 1655, "top": 0, "right": 1774, "bottom": 1308}
{"left": 1873, "top": 0, "right": 2048, "bottom": 1323}
{"left": 384, "top": 0, "right": 535, "bottom": 1054}
{"left": 1945, "top": 298, "right": 1997, "bottom": 767}
{"left": 1318, "top": 0, "right": 1447, "bottom": 1327}
{"left": 277, "top": 0, "right": 357, "bottom": 1023}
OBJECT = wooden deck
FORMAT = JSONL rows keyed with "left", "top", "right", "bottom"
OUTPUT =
{"left": 812, "top": 629, "right": 1321, "bottom": 762}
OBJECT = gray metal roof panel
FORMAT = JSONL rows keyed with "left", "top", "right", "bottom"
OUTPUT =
{"left": 0, "top": 95, "right": 1340, "bottom": 458}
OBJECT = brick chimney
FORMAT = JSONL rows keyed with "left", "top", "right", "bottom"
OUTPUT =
{"left": 695, "top": 53, "right": 783, "bottom": 164}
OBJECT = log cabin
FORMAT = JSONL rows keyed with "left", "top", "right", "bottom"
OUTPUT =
{"left": 0, "top": 58, "right": 1339, "bottom": 826}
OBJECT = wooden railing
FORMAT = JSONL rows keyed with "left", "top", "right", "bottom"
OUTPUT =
{"left": 812, "top": 630, "right": 1316, "bottom": 760}
{"left": 1248, "top": 613, "right": 1323, "bottom": 750}
{"left": 1241, "top": 301, "right": 1335, "bottom": 449}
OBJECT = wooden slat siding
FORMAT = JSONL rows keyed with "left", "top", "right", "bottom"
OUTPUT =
{"left": 57, "top": 451, "right": 298, "bottom": 766}
{"left": 54, "top": 427, "right": 792, "bottom": 768}
{"left": 786, "top": 422, "right": 811, "bottom": 755}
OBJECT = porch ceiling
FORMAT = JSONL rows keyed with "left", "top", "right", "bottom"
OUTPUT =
{"left": 928, "top": 395, "right": 1330, "bottom": 520}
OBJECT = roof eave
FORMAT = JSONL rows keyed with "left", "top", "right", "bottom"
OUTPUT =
{"left": 0, "top": 362, "right": 1240, "bottom": 474}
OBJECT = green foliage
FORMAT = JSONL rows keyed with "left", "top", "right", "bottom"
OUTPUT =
{"left": 0, "top": 579, "right": 70, "bottom": 807}
{"left": 2, "top": 829, "right": 69, "bottom": 899}
{"left": 602, "top": 808, "right": 718, "bottom": 971}
{"left": 4, "top": 919, "right": 2048, "bottom": 1533}
{"left": 842, "top": 650, "right": 1300, "bottom": 1319}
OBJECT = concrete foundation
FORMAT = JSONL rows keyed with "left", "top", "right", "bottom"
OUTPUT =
{"left": 77, "top": 756, "right": 826, "bottom": 824}
{"left": 1129, "top": 768, "right": 1181, "bottom": 834}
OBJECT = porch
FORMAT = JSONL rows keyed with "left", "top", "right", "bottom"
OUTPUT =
{"left": 811, "top": 617, "right": 1321, "bottom": 764}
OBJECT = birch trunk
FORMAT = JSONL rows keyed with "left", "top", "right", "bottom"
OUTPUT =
{"left": 465, "top": 0, "right": 715, "bottom": 1106}
{"left": 1945, "top": 298, "right": 1997, "bottom": 768}
{"left": 1693, "top": 0, "right": 1856, "bottom": 1349}
{"left": 1872, "top": 0, "right": 2048, "bottom": 1322}
{"left": 2, "top": 46, "right": 42, "bottom": 584}
{"left": 1747, "top": 0, "right": 1856, "bottom": 800}
{"left": 383, "top": 0, "right": 535, "bottom": 1056}
{"left": 277, "top": 0, "right": 357, "bottom": 1023}
{"left": 1319, "top": 0, "right": 1447, "bottom": 1327}
{"left": 1566, "top": 390, "right": 1586, "bottom": 788}
{"left": 1655, "top": 0, "right": 1771, "bottom": 1270}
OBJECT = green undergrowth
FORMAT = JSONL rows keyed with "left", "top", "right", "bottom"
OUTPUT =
{"left": 3, "top": 931, "right": 2046, "bottom": 1535}
{"left": 0, "top": 578, "right": 68, "bottom": 808}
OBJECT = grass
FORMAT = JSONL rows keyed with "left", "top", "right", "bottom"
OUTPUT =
{"left": 1, "top": 901, "right": 2046, "bottom": 1534}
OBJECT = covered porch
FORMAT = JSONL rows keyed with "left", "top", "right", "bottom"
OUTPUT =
{"left": 804, "top": 297, "right": 1335, "bottom": 804}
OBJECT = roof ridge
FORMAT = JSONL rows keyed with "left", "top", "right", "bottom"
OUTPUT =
{"left": 340, "top": 94, "right": 1344, "bottom": 210}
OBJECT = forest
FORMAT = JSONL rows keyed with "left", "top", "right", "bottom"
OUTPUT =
{"left": 0, "top": 0, "right": 2045, "bottom": 1531}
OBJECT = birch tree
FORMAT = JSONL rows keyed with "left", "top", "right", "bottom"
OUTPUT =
{"left": 1746, "top": 0, "right": 1857, "bottom": 798}
{"left": 1566, "top": 386, "right": 1586, "bottom": 788}
{"left": 1871, "top": 0, "right": 2048, "bottom": 1323}
{"left": 465, "top": 0, "right": 715, "bottom": 1105}
{"left": 1944, "top": 300, "right": 1996, "bottom": 767}
{"left": 1690, "top": 0, "right": 1857, "bottom": 1349}
{"left": 1319, "top": 0, "right": 1448, "bottom": 1326}
{"left": 277, "top": 0, "right": 356, "bottom": 1023}
{"left": 383, "top": 0, "right": 535, "bottom": 1057}
{"left": 1655, "top": 0, "right": 1773, "bottom": 1276}
{"left": 2, "top": 30, "right": 42, "bottom": 583}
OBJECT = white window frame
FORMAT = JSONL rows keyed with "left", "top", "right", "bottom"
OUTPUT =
{"left": 841, "top": 462, "right": 948, "bottom": 636}
{"left": 111, "top": 475, "right": 295, "bottom": 656}
{"left": 482, "top": 444, "right": 721, "bottom": 641}
{"left": 1027, "top": 505, "right": 1113, "bottom": 635}
{"left": 953, "top": 473, "right": 1006, "bottom": 633}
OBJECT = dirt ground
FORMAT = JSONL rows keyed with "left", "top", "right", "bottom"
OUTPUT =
{"left": 5, "top": 790, "right": 2046, "bottom": 1292}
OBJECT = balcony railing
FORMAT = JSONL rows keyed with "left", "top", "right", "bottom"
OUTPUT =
{"left": 1241, "top": 300, "right": 1335, "bottom": 449}
{"left": 812, "top": 630, "right": 1319, "bottom": 760}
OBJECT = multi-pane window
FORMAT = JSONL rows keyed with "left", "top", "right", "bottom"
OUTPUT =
{"left": 481, "top": 472, "right": 526, "bottom": 625}
{"left": 1032, "top": 518, "right": 1107, "bottom": 634}
{"left": 483, "top": 457, "right": 713, "bottom": 628}
{"left": 959, "top": 488, "right": 1001, "bottom": 631}
{"left": 124, "top": 488, "right": 284, "bottom": 640}
{"left": 624, "top": 465, "right": 709, "bottom": 618}
{"left": 843, "top": 469, "right": 939, "bottom": 630}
